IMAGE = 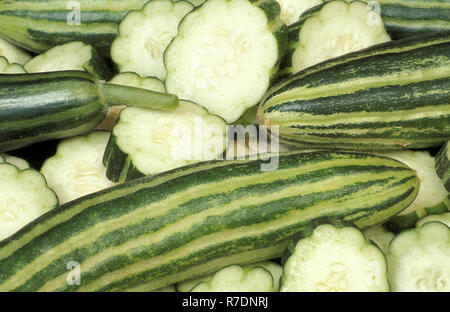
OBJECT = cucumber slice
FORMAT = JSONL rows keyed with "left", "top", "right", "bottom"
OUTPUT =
{"left": 276, "top": 0, "right": 322, "bottom": 25}
{"left": 112, "top": 0, "right": 194, "bottom": 80}
{"left": 436, "top": 141, "right": 450, "bottom": 192}
{"left": 0, "top": 163, "right": 58, "bottom": 241}
{"left": 40, "top": 131, "right": 116, "bottom": 205}
{"left": 0, "top": 56, "right": 26, "bottom": 74}
{"left": 289, "top": 0, "right": 391, "bottom": 73}
{"left": 177, "top": 261, "right": 283, "bottom": 292}
{"left": 186, "top": 0, "right": 206, "bottom": 6}
{"left": 24, "top": 42, "right": 113, "bottom": 80}
{"left": 190, "top": 265, "right": 275, "bottom": 292}
{"left": 97, "top": 73, "right": 166, "bottom": 131}
{"left": 165, "top": 0, "right": 287, "bottom": 123}
{"left": 0, "top": 154, "right": 30, "bottom": 170}
{"left": 281, "top": 224, "right": 389, "bottom": 292}
{"left": 416, "top": 212, "right": 450, "bottom": 228}
{"left": 380, "top": 151, "right": 450, "bottom": 232}
{"left": 0, "top": 35, "right": 31, "bottom": 65}
{"left": 387, "top": 222, "right": 450, "bottom": 292}
{"left": 103, "top": 100, "right": 228, "bottom": 182}
{"left": 364, "top": 225, "right": 395, "bottom": 254}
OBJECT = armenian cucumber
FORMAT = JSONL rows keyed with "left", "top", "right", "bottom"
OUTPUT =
{"left": 436, "top": 141, "right": 450, "bottom": 191}
{"left": 259, "top": 31, "right": 450, "bottom": 151}
{"left": 0, "top": 151, "right": 419, "bottom": 291}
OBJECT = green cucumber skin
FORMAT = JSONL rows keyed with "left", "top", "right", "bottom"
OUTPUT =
{"left": 0, "top": 151, "right": 419, "bottom": 292}
{"left": 0, "top": 0, "right": 147, "bottom": 56}
{"left": 436, "top": 142, "right": 450, "bottom": 191}
{"left": 373, "top": 0, "right": 450, "bottom": 39}
{"left": 259, "top": 32, "right": 450, "bottom": 151}
{"left": 0, "top": 71, "right": 106, "bottom": 152}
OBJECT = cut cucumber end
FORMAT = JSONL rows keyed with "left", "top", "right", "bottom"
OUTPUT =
{"left": 0, "top": 56, "right": 26, "bottom": 74}
{"left": 281, "top": 224, "right": 389, "bottom": 292}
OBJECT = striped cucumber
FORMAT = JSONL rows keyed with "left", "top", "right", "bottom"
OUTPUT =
{"left": 259, "top": 31, "right": 450, "bottom": 151}
{"left": 0, "top": 0, "right": 148, "bottom": 56}
{"left": 436, "top": 141, "right": 450, "bottom": 191}
{"left": 372, "top": 0, "right": 450, "bottom": 39}
{"left": 0, "top": 71, "right": 178, "bottom": 152}
{"left": 0, "top": 151, "right": 419, "bottom": 291}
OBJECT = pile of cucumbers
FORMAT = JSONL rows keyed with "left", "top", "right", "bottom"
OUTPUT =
{"left": 0, "top": 0, "right": 448, "bottom": 292}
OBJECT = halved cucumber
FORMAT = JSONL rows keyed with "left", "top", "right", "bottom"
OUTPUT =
{"left": 40, "top": 131, "right": 116, "bottom": 205}
{"left": 97, "top": 72, "right": 166, "bottom": 131}
{"left": 0, "top": 154, "right": 30, "bottom": 170}
{"left": 0, "top": 163, "right": 58, "bottom": 241}
{"left": 0, "top": 56, "right": 26, "bottom": 74}
{"left": 24, "top": 42, "right": 113, "bottom": 80}
{"left": 436, "top": 141, "right": 450, "bottom": 192}
{"left": 381, "top": 151, "right": 449, "bottom": 232}
{"left": 177, "top": 261, "right": 283, "bottom": 292}
{"left": 111, "top": 0, "right": 194, "bottom": 80}
{"left": 0, "top": 35, "right": 31, "bottom": 65}
{"left": 416, "top": 212, "right": 450, "bottom": 228}
{"left": 165, "top": 0, "right": 288, "bottom": 123}
{"left": 190, "top": 265, "right": 275, "bottom": 292}
{"left": 364, "top": 224, "right": 395, "bottom": 254}
{"left": 276, "top": 0, "right": 322, "bottom": 25}
{"left": 103, "top": 100, "right": 228, "bottom": 182}
{"left": 281, "top": 224, "right": 389, "bottom": 292}
{"left": 288, "top": 0, "right": 391, "bottom": 73}
{"left": 387, "top": 221, "right": 450, "bottom": 292}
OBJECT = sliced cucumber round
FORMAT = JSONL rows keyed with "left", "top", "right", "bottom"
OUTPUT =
{"left": 281, "top": 224, "right": 389, "bottom": 292}
{"left": 97, "top": 73, "right": 167, "bottom": 131}
{"left": 103, "top": 100, "right": 228, "bottom": 182}
{"left": 111, "top": 0, "right": 194, "bottom": 80}
{"left": 416, "top": 212, "right": 450, "bottom": 228}
{"left": 364, "top": 224, "right": 395, "bottom": 254}
{"left": 380, "top": 151, "right": 450, "bottom": 232}
{"left": 165, "top": 0, "right": 287, "bottom": 123}
{"left": 0, "top": 56, "right": 26, "bottom": 74}
{"left": 436, "top": 141, "right": 450, "bottom": 192}
{"left": 289, "top": 0, "right": 391, "bottom": 73}
{"left": 0, "top": 163, "right": 58, "bottom": 241}
{"left": 0, "top": 35, "right": 31, "bottom": 65}
{"left": 0, "top": 153, "right": 30, "bottom": 170}
{"left": 177, "top": 260, "right": 283, "bottom": 292}
{"left": 40, "top": 131, "right": 116, "bottom": 205}
{"left": 387, "top": 221, "right": 450, "bottom": 292}
{"left": 190, "top": 265, "right": 275, "bottom": 292}
{"left": 24, "top": 41, "right": 113, "bottom": 80}
{"left": 276, "top": 0, "right": 322, "bottom": 25}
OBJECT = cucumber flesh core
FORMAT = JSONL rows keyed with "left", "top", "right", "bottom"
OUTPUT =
{"left": 416, "top": 213, "right": 450, "bottom": 228}
{"left": 112, "top": 0, "right": 193, "bottom": 80}
{"left": 276, "top": 0, "right": 322, "bottom": 25}
{"left": 0, "top": 163, "right": 58, "bottom": 241}
{"left": 380, "top": 151, "right": 449, "bottom": 227}
{"left": 281, "top": 225, "right": 389, "bottom": 292}
{"left": 387, "top": 222, "right": 450, "bottom": 292}
{"left": 292, "top": 1, "right": 390, "bottom": 73}
{"left": 0, "top": 154, "right": 30, "bottom": 170}
{"left": 112, "top": 101, "right": 227, "bottom": 176}
{"left": 97, "top": 73, "right": 166, "bottom": 131}
{"left": 0, "top": 36, "right": 31, "bottom": 65}
{"left": 177, "top": 260, "right": 283, "bottom": 292}
{"left": 41, "top": 131, "right": 116, "bottom": 205}
{"left": 364, "top": 225, "right": 395, "bottom": 254}
{"left": 0, "top": 56, "right": 26, "bottom": 73}
{"left": 165, "top": 0, "right": 279, "bottom": 123}
{"left": 190, "top": 265, "right": 275, "bottom": 292}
